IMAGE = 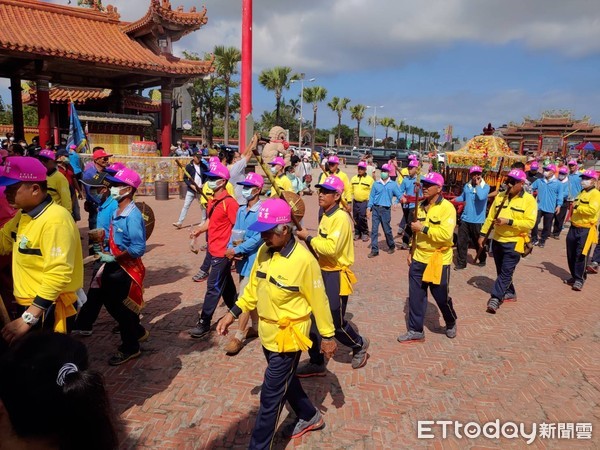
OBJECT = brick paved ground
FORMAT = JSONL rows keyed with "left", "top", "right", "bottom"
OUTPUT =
{"left": 77, "top": 165, "right": 599, "bottom": 449}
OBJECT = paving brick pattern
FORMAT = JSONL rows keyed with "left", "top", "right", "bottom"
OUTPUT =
{"left": 77, "top": 167, "right": 599, "bottom": 449}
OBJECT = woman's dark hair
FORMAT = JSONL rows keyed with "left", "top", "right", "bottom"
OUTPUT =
{"left": 9, "top": 144, "right": 24, "bottom": 156}
{"left": 0, "top": 331, "right": 118, "bottom": 450}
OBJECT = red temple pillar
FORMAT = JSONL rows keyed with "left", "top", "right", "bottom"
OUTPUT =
{"left": 239, "top": 0, "right": 252, "bottom": 152}
{"left": 36, "top": 77, "right": 51, "bottom": 147}
{"left": 160, "top": 85, "right": 173, "bottom": 156}
{"left": 9, "top": 77, "right": 24, "bottom": 141}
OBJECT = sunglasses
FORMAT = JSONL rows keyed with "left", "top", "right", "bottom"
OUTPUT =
{"left": 318, "top": 188, "right": 337, "bottom": 195}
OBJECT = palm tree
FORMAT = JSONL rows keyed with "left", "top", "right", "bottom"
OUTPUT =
{"left": 350, "top": 104, "right": 366, "bottom": 147}
{"left": 393, "top": 121, "right": 404, "bottom": 147}
{"left": 258, "top": 66, "right": 298, "bottom": 126}
{"left": 303, "top": 86, "right": 328, "bottom": 152}
{"left": 213, "top": 45, "right": 241, "bottom": 145}
{"left": 288, "top": 98, "right": 300, "bottom": 117}
{"left": 380, "top": 117, "right": 395, "bottom": 145}
{"left": 327, "top": 97, "right": 351, "bottom": 146}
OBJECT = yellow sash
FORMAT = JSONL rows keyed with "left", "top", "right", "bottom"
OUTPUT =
{"left": 422, "top": 247, "right": 449, "bottom": 285}
{"left": 16, "top": 292, "right": 77, "bottom": 334}
{"left": 340, "top": 267, "right": 358, "bottom": 296}
{"left": 572, "top": 222, "right": 599, "bottom": 256}
{"left": 515, "top": 233, "right": 530, "bottom": 254}
{"left": 260, "top": 313, "right": 312, "bottom": 353}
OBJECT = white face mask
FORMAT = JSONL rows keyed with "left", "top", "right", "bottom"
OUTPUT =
{"left": 581, "top": 179, "right": 594, "bottom": 189}
{"left": 110, "top": 186, "right": 129, "bottom": 201}
{"left": 558, "top": 174, "right": 567, "bottom": 181}
{"left": 242, "top": 187, "right": 256, "bottom": 200}
{"left": 270, "top": 166, "right": 279, "bottom": 174}
{"left": 207, "top": 180, "right": 221, "bottom": 190}
{"left": 543, "top": 171, "right": 553, "bottom": 179}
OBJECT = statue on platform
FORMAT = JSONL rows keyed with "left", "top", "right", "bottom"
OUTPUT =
{"left": 77, "top": 0, "right": 104, "bottom": 11}
{"left": 261, "top": 126, "right": 290, "bottom": 166}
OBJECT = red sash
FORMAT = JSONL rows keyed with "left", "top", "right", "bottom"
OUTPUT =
{"left": 109, "top": 224, "right": 145, "bottom": 314}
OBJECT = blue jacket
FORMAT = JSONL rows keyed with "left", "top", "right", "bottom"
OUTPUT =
{"left": 455, "top": 181, "right": 490, "bottom": 224}
{"left": 531, "top": 177, "right": 563, "bottom": 213}
{"left": 566, "top": 173, "right": 582, "bottom": 201}
{"left": 228, "top": 200, "right": 263, "bottom": 277}
{"left": 97, "top": 196, "right": 118, "bottom": 250}
{"left": 397, "top": 175, "right": 421, "bottom": 208}
{"left": 368, "top": 179, "right": 402, "bottom": 209}
{"left": 111, "top": 202, "right": 146, "bottom": 259}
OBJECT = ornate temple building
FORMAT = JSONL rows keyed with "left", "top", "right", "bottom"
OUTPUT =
{"left": 498, "top": 111, "right": 600, "bottom": 156}
{"left": 0, "top": 0, "right": 212, "bottom": 155}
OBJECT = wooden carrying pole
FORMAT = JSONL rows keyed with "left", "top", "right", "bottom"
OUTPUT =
{"left": 475, "top": 185, "right": 509, "bottom": 261}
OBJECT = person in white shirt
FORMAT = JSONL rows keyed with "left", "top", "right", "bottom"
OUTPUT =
{"left": 173, "top": 149, "right": 206, "bottom": 228}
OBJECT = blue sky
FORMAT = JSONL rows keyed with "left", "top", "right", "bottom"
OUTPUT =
{"left": 2, "top": 0, "right": 600, "bottom": 141}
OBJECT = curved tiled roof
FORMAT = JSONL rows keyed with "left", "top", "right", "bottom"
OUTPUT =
{"left": 122, "top": 0, "right": 208, "bottom": 35}
{"left": 0, "top": 0, "right": 210, "bottom": 76}
{"left": 23, "top": 86, "right": 112, "bottom": 105}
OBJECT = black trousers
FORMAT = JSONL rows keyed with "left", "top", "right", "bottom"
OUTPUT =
{"left": 199, "top": 256, "right": 237, "bottom": 323}
{"left": 308, "top": 270, "right": 363, "bottom": 365}
{"left": 249, "top": 349, "right": 316, "bottom": 449}
{"left": 455, "top": 221, "right": 486, "bottom": 268}
{"left": 552, "top": 202, "right": 570, "bottom": 237}
{"left": 401, "top": 207, "right": 415, "bottom": 245}
{"left": 532, "top": 210, "right": 554, "bottom": 243}
{"left": 490, "top": 241, "right": 520, "bottom": 300}
{"left": 75, "top": 261, "right": 106, "bottom": 332}
{"left": 566, "top": 226, "right": 589, "bottom": 284}
{"left": 101, "top": 263, "right": 145, "bottom": 354}
{"left": 408, "top": 261, "right": 457, "bottom": 332}
{"left": 352, "top": 200, "right": 368, "bottom": 236}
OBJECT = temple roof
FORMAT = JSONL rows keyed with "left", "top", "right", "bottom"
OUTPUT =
{"left": 0, "top": 0, "right": 212, "bottom": 87}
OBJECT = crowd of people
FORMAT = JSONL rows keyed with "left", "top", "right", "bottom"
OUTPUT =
{"left": 0, "top": 133, "right": 599, "bottom": 448}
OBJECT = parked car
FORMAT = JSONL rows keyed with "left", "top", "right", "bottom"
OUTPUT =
{"left": 290, "top": 146, "right": 313, "bottom": 161}
{"left": 335, "top": 148, "right": 367, "bottom": 165}
{"left": 368, "top": 148, "right": 410, "bottom": 168}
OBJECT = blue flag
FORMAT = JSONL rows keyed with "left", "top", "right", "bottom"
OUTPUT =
{"left": 66, "top": 102, "right": 87, "bottom": 153}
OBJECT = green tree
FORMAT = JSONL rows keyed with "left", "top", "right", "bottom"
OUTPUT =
{"left": 327, "top": 96, "right": 351, "bottom": 146}
{"left": 213, "top": 45, "right": 241, "bottom": 145}
{"left": 0, "top": 96, "right": 12, "bottom": 125}
{"left": 349, "top": 104, "right": 366, "bottom": 147}
{"left": 302, "top": 86, "right": 328, "bottom": 152}
{"left": 258, "top": 67, "right": 298, "bottom": 126}
{"left": 380, "top": 117, "right": 395, "bottom": 146}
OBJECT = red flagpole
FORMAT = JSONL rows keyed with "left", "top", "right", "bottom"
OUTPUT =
{"left": 239, "top": 0, "right": 252, "bottom": 152}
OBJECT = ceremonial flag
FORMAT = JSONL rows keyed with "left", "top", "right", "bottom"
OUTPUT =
{"left": 66, "top": 102, "right": 88, "bottom": 153}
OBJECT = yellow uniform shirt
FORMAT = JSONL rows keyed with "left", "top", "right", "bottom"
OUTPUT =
{"left": 235, "top": 238, "right": 335, "bottom": 352}
{"left": 309, "top": 205, "right": 354, "bottom": 271}
{"left": 350, "top": 174, "right": 374, "bottom": 202}
{"left": 571, "top": 188, "right": 600, "bottom": 226}
{"left": 413, "top": 196, "right": 456, "bottom": 266}
{"left": 200, "top": 181, "right": 235, "bottom": 207}
{"left": 47, "top": 169, "right": 72, "bottom": 213}
{"left": 317, "top": 169, "right": 352, "bottom": 204}
{"left": 269, "top": 174, "right": 293, "bottom": 197}
{"left": 0, "top": 197, "right": 83, "bottom": 305}
{"left": 480, "top": 190, "right": 537, "bottom": 251}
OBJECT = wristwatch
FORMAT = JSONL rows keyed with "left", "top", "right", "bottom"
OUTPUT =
{"left": 21, "top": 311, "right": 39, "bottom": 326}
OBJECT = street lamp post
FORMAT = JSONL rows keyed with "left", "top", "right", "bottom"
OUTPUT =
{"left": 366, "top": 105, "right": 384, "bottom": 147}
{"left": 291, "top": 74, "right": 315, "bottom": 147}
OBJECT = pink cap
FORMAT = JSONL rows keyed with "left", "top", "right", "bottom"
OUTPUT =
{"left": 248, "top": 198, "right": 292, "bottom": 232}
{"left": 205, "top": 161, "right": 230, "bottom": 180}
{"left": 408, "top": 159, "right": 419, "bottom": 168}
{"left": 208, "top": 156, "right": 220, "bottom": 163}
{"left": 357, "top": 161, "right": 367, "bottom": 169}
{"left": 543, "top": 164, "right": 557, "bottom": 172}
{"left": 530, "top": 161, "right": 539, "bottom": 170}
{"left": 237, "top": 172, "right": 264, "bottom": 189}
{"left": 507, "top": 169, "right": 527, "bottom": 182}
{"left": 105, "top": 162, "right": 126, "bottom": 175}
{"left": 328, "top": 155, "right": 340, "bottom": 164}
{"left": 315, "top": 175, "right": 344, "bottom": 193}
{"left": 420, "top": 172, "right": 444, "bottom": 187}
{"left": 69, "top": 144, "right": 77, "bottom": 150}
{"left": 408, "top": 154, "right": 418, "bottom": 160}
{"left": 580, "top": 169, "right": 598, "bottom": 180}
{"left": 567, "top": 159, "right": 578, "bottom": 166}
{"left": 470, "top": 165, "right": 483, "bottom": 174}
{"left": 106, "top": 168, "right": 142, "bottom": 189}
{"left": 558, "top": 166, "right": 568, "bottom": 174}
{"left": 381, "top": 163, "right": 391, "bottom": 172}
{"left": 269, "top": 156, "right": 285, "bottom": 167}
{"left": 0, "top": 156, "right": 47, "bottom": 186}
{"left": 38, "top": 149, "right": 56, "bottom": 160}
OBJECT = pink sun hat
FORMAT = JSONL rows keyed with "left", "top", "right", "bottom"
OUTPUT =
{"left": 315, "top": 175, "right": 344, "bottom": 193}
{"left": 543, "top": 163, "right": 557, "bottom": 172}
{"left": 106, "top": 168, "right": 142, "bottom": 189}
{"left": 558, "top": 166, "right": 568, "bottom": 175}
{"left": 248, "top": 198, "right": 292, "bottom": 232}
{"left": 381, "top": 163, "right": 391, "bottom": 172}
{"left": 328, "top": 155, "right": 340, "bottom": 164}
{"left": 567, "top": 159, "right": 578, "bottom": 166}
{"left": 205, "top": 161, "right": 230, "bottom": 180}
{"left": 420, "top": 171, "right": 444, "bottom": 187}
{"left": 38, "top": 149, "right": 56, "bottom": 160}
{"left": 507, "top": 169, "right": 527, "bottom": 182}
{"left": 470, "top": 165, "right": 483, "bottom": 174}
{"left": 237, "top": 172, "right": 264, "bottom": 189}
{"left": 0, "top": 156, "right": 47, "bottom": 186}
{"left": 580, "top": 169, "right": 598, "bottom": 180}
{"left": 357, "top": 161, "right": 367, "bottom": 169}
{"left": 268, "top": 156, "right": 285, "bottom": 167}
{"left": 105, "top": 162, "right": 126, "bottom": 175}
{"left": 529, "top": 161, "right": 539, "bottom": 170}
{"left": 408, "top": 154, "right": 418, "bottom": 160}
{"left": 408, "top": 159, "right": 419, "bottom": 168}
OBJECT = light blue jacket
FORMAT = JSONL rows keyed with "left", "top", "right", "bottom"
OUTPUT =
{"left": 455, "top": 181, "right": 490, "bottom": 224}
{"left": 566, "top": 173, "right": 582, "bottom": 201}
{"left": 531, "top": 177, "right": 563, "bottom": 213}
{"left": 368, "top": 179, "right": 402, "bottom": 209}
{"left": 397, "top": 176, "right": 422, "bottom": 208}
{"left": 227, "top": 200, "right": 263, "bottom": 277}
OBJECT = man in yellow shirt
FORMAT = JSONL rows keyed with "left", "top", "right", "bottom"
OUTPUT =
{"left": 36, "top": 149, "right": 72, "bottom": 213}
{"left": 478, "top": 169, "right": 537, "bottom": 313}
{"left": 217, "top": 198, "right": 336, "bottom": 445}
{"left": 296, "top": 175, "right": 370, "bottom": 375}
{"left": 397, "top": 172, "right": 458, "bottom": 343}
{"left": 316, "top": 155, "right": 352, "bottom": 214}
{"left": 565, "top": 169, "right": 600, "bottom": 291}
{"left": 350, "top": 161, "right": 374, "bottom": 241}
{"left": 0, "top": 157, "right": 83, "bottom": 344}
{"left": 267, "top": 156, "right": 293, "bottom": 197}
